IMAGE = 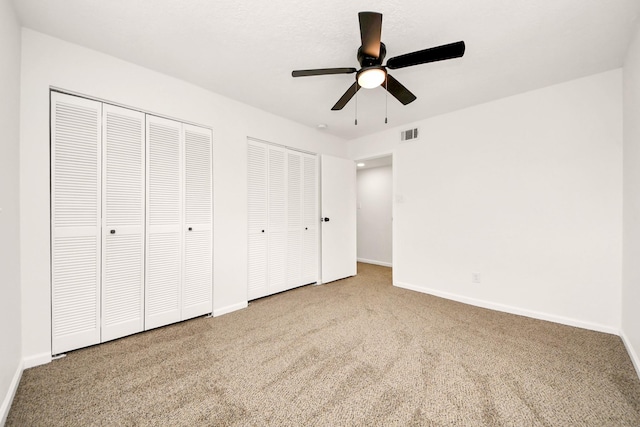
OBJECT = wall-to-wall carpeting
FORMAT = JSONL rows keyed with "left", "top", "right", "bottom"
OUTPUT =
{"left": 7, "top": 263, "right": 640, "bottom": 425}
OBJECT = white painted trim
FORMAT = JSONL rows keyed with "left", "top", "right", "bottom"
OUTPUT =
{"left": 394, "top": 281, "right": 619, "bottom": 335}
{"left": 1, "top": 359, "right": 23, "bottom": 425}
{"left": 247, "top": 136, "right": 317, "bottom": 156}
{"left": 621, "top": 330, "right": 640, "bottom": 381}
{"left": 22, "top": 352, "right": 51, "bottom": 369}
{"left": 357, "top": 258, "right": 392, "bottom": 268}
{"left": 213, "top": 302, "right": 248, "bottom": 317}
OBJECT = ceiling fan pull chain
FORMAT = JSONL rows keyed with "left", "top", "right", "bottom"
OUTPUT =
{"left": 355, "top": 87, "right": 358, "bottom": 125}
{"left": 385, "top": 76, "right": 388, "bottom": 124}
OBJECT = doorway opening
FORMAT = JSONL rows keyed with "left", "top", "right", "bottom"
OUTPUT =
{"left": 355, "top": 154, "right": 393, "bottom": 269}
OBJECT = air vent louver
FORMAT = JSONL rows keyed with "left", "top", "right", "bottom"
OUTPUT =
{"left": 400, "top": 128, "right": 419, "bottom": 142}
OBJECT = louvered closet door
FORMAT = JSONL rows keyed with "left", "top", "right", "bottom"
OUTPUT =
{"left": 302, "top": 153, "right": 319, "bottom": 284}
{"left": 146, "top": 115, "right": 183, "bottom": 330}
{"left": 101, "top": 104, "right": 145, "bottom": 342}
{"left": 51, "top": 92, "right": 102, "bottom": 354}
{"left": 286, "top": 150, "right": 303, "bottom": 288}
{"left": 267, "top": 145, "right": 288, "bottom": 294}
{"left": 182, "top": 124, "right": 213, "bottom": 320}
{"left": 247, "top": 140, "right": 268, "bottom": 300}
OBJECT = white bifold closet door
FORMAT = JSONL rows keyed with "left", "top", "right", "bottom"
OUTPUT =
{"left": 248, "top": 141, "right": 269, "bottom": 299}
{"left": 248, "top": 141, "right": 289, "bottom": 298}
{"left": 286, "top": 151, "right": 303, "bottom": 287}
{"left": 287, "top": 151, "right": 319, "bottom": 287}
{"left": 101, "top": 104, "right": 145, "bottom": 342}
{"left": 267, "top": 144, "right": 288, "bottom": 294}
{"left": 145, "top": 116, "right": 183, "bottom": 330}
{"left": 247, "top": 139, "right": 318, "bottom": 300}
{"left": 146, "top": 116, "right": 213, "bottom": 329}
{"left": 51, "top": 92, "right": 102, "bottom": 355}
{"left": 52, "top": 93, "right": 213, "bottom": 352}
{"left": 182, "top": 124, "right": 213, "bottom": 320}
{"left": 301, "top": 153, "right": 319, "bottom": 284}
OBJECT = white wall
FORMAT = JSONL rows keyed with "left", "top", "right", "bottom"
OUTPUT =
{"left": 19, "top": 29, "right": 347, "bottom": 365}
{"left": 0, "top": 0, "right": 22, "bottom": 422}
{"left": 357, "top": 166, "right": 392, "bottom": 266}
{"left": 348, "top": 69, "right": 623, "bottom": 333}
{"left": 623, "top": 23, "right": 640, "bottom": 377}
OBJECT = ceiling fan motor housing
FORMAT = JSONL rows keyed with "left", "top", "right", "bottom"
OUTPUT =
{"left": 358, "top": 42, "right": 386, "bottom": 67}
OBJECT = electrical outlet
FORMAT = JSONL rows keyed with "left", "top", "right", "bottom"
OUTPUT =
{"left": 472, "top": 273, "right": 481, "bottom": 284}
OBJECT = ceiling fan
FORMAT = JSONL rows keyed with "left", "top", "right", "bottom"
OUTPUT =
{"left": 291, "top": 11, "right": 466, "bottom": 111}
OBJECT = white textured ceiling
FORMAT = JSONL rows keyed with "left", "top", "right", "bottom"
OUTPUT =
{"left": 12, "top": 0, "right": 640, "bottom": 140}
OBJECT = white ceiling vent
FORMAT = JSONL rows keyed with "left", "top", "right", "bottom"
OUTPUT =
{"left": 400, "top": 128, "right": 419, "bottom": 142}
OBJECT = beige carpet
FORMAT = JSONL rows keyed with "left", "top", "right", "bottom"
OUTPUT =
{"left": 7, "top": 263, "right": 640, "bottom": 426}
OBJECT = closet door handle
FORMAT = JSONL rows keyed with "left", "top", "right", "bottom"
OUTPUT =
{"left": 110, "top": 230, "right": 116, "bottom": 234}
{"left": 188, "top": 227, "right": 193, "bottom": 231}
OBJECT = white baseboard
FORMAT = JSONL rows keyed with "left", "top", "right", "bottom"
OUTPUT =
{"left": 1, "top": 359, "right": 23, "bottom": 425}
{"left": 213, "top": 301, "right": 248, "bottom": 317}
{"left": 22, "top": 352, "right": 51, "bottom": 369}
{"left": 394, "top": 281, "right": 619, "bottom": 335}
{"left": 357, "top": 258, "right": 392, "bottom": 268}
{"left": 620, "top": 330, "right": 640, "bottom": 381}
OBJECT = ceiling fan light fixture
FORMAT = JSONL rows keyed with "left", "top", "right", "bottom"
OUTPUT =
{"left": 357, "top": 67, "right": 386, "bottom": 89}
{"left": 291, "top": 12, "right": 465, "bottom": 111}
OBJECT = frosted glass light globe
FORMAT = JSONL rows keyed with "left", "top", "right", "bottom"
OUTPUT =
{"left": 357, "top": 67, "right": 386, "bottom": 89}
